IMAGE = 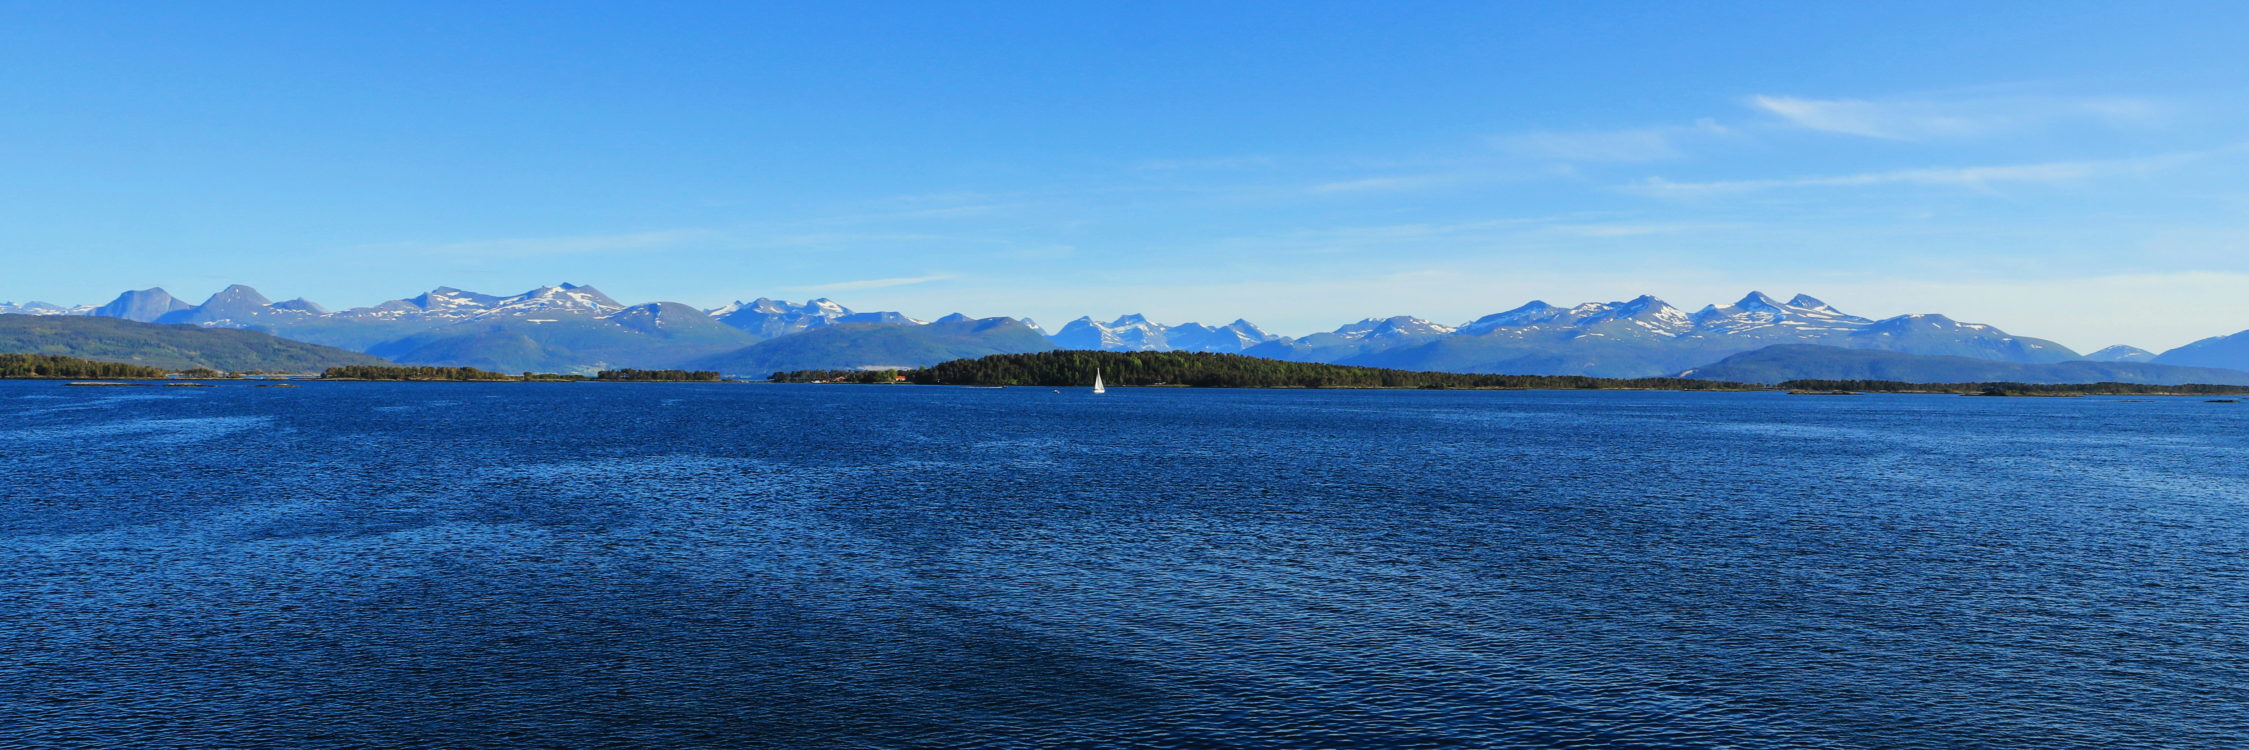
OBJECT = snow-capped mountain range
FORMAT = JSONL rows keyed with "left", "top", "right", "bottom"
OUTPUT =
{"left": 4, "top": 284, "right": 2242, "bottom": 376}
{"left": 1050, "top": 315, "right": 1277, "bottom": 352}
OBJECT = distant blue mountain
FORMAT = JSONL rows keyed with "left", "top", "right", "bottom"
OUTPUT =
{"left": 28, "top": 283, "right": 2248, "bottom": 378}
{"left": 691, "top": 316, "right": 1054, "bottom": 376}
{"left": 1683, "top": 344, "right": 2249, "bottom": 385}
{"left": 91, "top": 287, "right": 191, "bottom": 322}
{"left": 2085, "top": 345, "right": 2157, "bottom": 362}
{"left": 0, "top": 313, "right": 387, "bottom": 372}
{"left": 1247, "top": 293, "right": 2078, "bottom": 378}
{"left": 2154, "top": 329, "right": 2249, "bottom": 372}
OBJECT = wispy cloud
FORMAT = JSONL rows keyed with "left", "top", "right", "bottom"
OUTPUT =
{"left": 1750, "top": 94, "right": 2166, "bottom": 140}
{"left": 1495, "top": 120, "right": 1731, "bottom": 163}
{"left": 1635, "top": 147, "right": 2223, "bottom": 195}
{"left": 1307, "top": 174, "right": 1460, "bottom": 194}
{"left": 792, "top": 273, "right": 959, "bottom": 292}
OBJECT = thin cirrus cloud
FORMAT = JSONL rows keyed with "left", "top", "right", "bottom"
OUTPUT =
{"left": 1749, "top": 94, "right": 2167, "bottom": 140}
{"left": 1494, "top": 120, "right": 1731, "bottom": 163}
{"left": 1633, "top": 146, "right": 2228, "bottom": 195}
{"left": 791, "top": 273, "right": 960, "bottom": 292}
{"left": 1305, "top": 174, "right": 1465, "bottom": 194}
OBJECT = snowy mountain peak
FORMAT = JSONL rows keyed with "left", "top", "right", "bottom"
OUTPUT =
{"left": 1046, "top": 313, "right": 1278, "bottom": 353}
{"left": 1613, "top": 295, "right": 1680, "bottom": 315}
{"left": 271, "top": 298, "right": 328, "bottom": 314}
{"left": 1686, "top": 291, "right": 1871, "bottom": 334}
{"left": 707, "top": 297, "right": 888, "bottom": 337}
{"left": 487, "top": 284, "right": 625, "bottom": 315}
{"left": 208, "top": 284, "right": 272, "bottom": 306}
{"left": 1460, "top": 301, "right": 1564, "bottom": 332}
{"left": 1336, "top": 315, "right": 1456, "bottom": 340}
{"left": 1736, "top": 291, "right": 1784, "bottom": 309}
{"left": 705, "top": 297, "right": 810, "bottom": 317}
{"left": 0, "top": 300, "right": 90, "bottom": 316}
{"left": 1331, "top": 317, "right": 1388, "bottom": 338}
{"left": 2086, "top": 345, "right": 2156, "bottom": 362}
{"left": 407, "top": 287, "right": 501, "bottom": 312}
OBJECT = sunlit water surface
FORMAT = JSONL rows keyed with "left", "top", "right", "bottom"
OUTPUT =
{"left": 3, "top": 381, "right": 2244, "bottom": 748}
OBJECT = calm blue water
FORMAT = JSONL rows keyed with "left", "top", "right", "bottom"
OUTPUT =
{"left": 2, "top": 381, "right": 2244, "bottom": 749}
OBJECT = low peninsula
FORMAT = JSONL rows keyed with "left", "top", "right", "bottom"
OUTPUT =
{"left": 1, "top": 353, "right": 167, "bottom": 380}
{"left": 319, "top": 365, "right": 724, "bottom": 382}
{"left": 774, "top": 351, "right": 1758, "bottom": 390}
{"left": 772, "top": 351, "right": 2249, "bottom": 396}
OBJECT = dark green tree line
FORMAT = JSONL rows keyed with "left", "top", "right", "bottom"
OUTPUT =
{"left": 907, "top": 351, "right": 1761, "bottom": 390}
{"left": 594, "top": 369, "right": 723, "bottom": 382}
{"left": 1779, "top": 379, "right": 2249, "bottom": 396}
{"left": 321, "top": 364, "right": 519, "bottom": 381}
{"left": 0, "top": 353, "right": 166, "bottom": 379}
{"left": 768, "top": 369, "right": 905, "bottom": 383}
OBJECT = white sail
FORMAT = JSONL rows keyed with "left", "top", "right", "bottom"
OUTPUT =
{"left": 1092, "top": 368, "right": 1105, "bottom": 394}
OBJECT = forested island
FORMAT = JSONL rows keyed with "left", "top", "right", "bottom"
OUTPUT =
{"left": 0, "top": 353, "right": 167, "bottom": 379}
{"left": 1777, "top": 379, "right": 2249, "bottom": 396}
{"left": 322, "top": 365, "right": 531, "bottom": 380}
{"left": 769, "top": 369, "right": 909, "bottom": 383}
{"left": 781, "top": 351, "right": 1761, "bottom": 390}
{"left": 321, "top": 365, "right": 725, "bottom": 382}
{"left": 593, "top": 368, "right": 723, "bottom": 381}
{"left": 770, "top": 352, "right": 2249, "bottom": 395}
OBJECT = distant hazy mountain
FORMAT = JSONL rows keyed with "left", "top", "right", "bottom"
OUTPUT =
{"left": 365, "top": 294, "right": 759, "bottom": 374}
{"left": 2154, "top": 329, "right": 2249, "bottom": 372}
{"left": 0, "top": 314, "right": 388, "bottom": 372}
{"left": 24, "top": 283, "right": 2212, "bottom": 378}
{"left": 1243, "top": 315, "right": 1454, "bottom": 363}
{"left": 0, "top": 300, "right": 92, "bottom": 316}
{"left": 1050, "top": 314, "right": 1279, "bottom": 353}
{"left": 158, "top": 284, "right": 274, "bottom": 323}
{"left": 2085, "top": 345, "right": 2156, "bottom": 362}
{"left": 693, "top": 316, "right": 1054, "bottom": 376}
{"left": 707, "top": 297, "right": 924, "bottom": 337}
{"left": 1164, "top": 319, "right": 1281, "bottom": 352}
{"left": 1307, "top": 293, "right": 2079, "bottom": 378}
{"left": 1682, "top": 344, "right": 2249, "bottom": 386}
{"left": 300, "top": 285, "right": 597, "bottom": 350}
{"left": 91, "top": 288, "right": 193, "bottom": 322}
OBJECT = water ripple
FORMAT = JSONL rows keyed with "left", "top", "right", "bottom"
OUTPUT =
{"left": 0, "top": 383, "right": 2243, "bottom": 748}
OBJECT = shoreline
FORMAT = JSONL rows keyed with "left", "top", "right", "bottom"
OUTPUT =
{"left": 761, "top": 381, "right": 2247, "bottom": 397}
{"left": 11, "top": 376, "right": 2244, "bottom": 398}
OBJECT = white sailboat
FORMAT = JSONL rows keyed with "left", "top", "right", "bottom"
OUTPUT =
{"left": 1092, "top": 368, "right": 1106, "bottom": 394}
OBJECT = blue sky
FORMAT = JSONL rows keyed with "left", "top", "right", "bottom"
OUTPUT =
{"left": 3, "top": 1, "right": 2247, "bottom": 350}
